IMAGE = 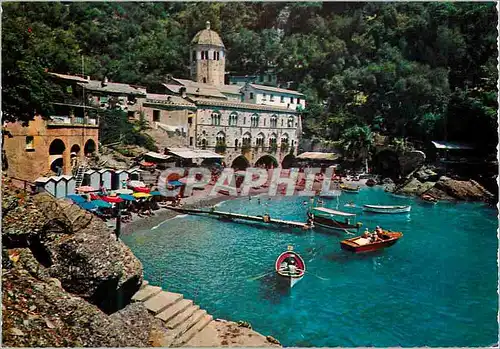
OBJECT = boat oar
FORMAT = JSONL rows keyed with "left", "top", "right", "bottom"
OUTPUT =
{"left": 305, "top": 271, "right": 329, "bottom": 281}
{"left": 248, "top": 270, "right": 274, "bottom": 281}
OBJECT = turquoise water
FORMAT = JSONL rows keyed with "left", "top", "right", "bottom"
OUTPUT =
{"left": 122, "top": 188, "right": 498, "bottom": 347}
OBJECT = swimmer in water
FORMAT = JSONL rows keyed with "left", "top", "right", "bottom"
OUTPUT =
{"left": 257, "top": 198, "right": 261, "bottom": 205}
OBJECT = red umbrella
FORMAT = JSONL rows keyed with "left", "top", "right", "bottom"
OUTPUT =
{"left": 140, "top": 161, "right": 155, "bottom": 167}
{"left": 102, "top": 196, "right": 124, "bottom": 203}
{"left": 89, "top": 193, "right": 100, "bottom": 200}
{"left": 134, "top": 186, "right": 150, "bottom": 193}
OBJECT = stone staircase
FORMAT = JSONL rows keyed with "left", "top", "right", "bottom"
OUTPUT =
{"left": 132, "top": 281, "right": 213, "bottom": 347}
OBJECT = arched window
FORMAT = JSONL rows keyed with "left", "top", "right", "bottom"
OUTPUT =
{"left": 256, "top": 133, "right": 265, "bottom": 147}
{"left": 234, "top": 139, "right": 239, "bottom": 150}
{"left": 211, "top": 112, "right": 221, "bottom": 126}
{"left": 242, "top": 132, "right": 251, "bottom": 146}
{"left": 270, "top": 115, "right": 278, "bottom": 128}
{"left": 287, "top": 116, "right": 294, "bottom": 128}
{"left": 216, "top": 131, "right": 226, "bottom": 144}
{"left": 281, "top": 133, "right": 289, "bottom": 144}
{"left": 251, "top": 114, "right": 259, "bottom": 127}
{"left": 229, "top": 112, "right": 238, "bottom": 126}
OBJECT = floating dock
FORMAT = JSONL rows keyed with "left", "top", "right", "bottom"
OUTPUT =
{"left": 167, "top": 207, "right": 310, "bottom": 230}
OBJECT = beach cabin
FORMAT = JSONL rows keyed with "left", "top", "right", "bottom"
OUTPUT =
{"left": 65, "top": 175, "right": 76, "bottom": 195}
{"left": 34, "top": 177, "right": 53, "bottom": 195}
{"left": 99, "top": 169, "right": 113, "bottom": 190}
{"left": 84, "top": 170, "right": 101, "bottom": 189}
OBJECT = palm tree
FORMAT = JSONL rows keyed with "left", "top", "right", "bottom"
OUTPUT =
{"left": 339, "top": 125, "right": 374, "bottom": 170}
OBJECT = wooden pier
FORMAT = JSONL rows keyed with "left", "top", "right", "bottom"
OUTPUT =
{"left": 167, "top": 207, "right": 310, "bottom": 230}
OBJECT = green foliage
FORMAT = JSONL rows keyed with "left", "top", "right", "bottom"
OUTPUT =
{"left": 99, "top": 109, "right": 158, "bottom": 152}
{"left": 339, "top": 125, "right": 374, "bottom": 160}
{"left": 2, "top": 2, "right": 497, "bottom": 156}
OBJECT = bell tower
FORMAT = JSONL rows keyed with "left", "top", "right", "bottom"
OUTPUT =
{"left": 190, "top": 21, "right": 225, "bottom": 86}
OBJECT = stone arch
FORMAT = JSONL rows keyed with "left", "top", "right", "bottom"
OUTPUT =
{"left": 49, "top": 139, "right": 66, "bottom": 155}
{"left": 282, "top": 154, "right": 295, "bottom": 169}
{"left": 84, "top": 139, "right": 96, "bottom": 155}
{"left": 70, "top": 144, "right": 81, "bottom": 156}
{"left": 250, "top": 113, "right": 259, "bottom": 127}
{"left": 49, "top": 139, "right": 66, "bottom": 175}
{"left": 255, "top": 155, "right": 278, "bottom": 169}
{"left": 280, "top": 133, "right": 289, "bottom": 143}
{"left": 373, "top": 149, "right": 401, "bottom": 179}
{"left": 231, "top": 155, "right": 250, "bottom": 170}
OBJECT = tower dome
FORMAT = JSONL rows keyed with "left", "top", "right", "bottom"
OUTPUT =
{"left": 190, "top": 21, "right": 226, "bottom": 86}
{"left": 191, "top": 21, "right": 225, "bottom": 48}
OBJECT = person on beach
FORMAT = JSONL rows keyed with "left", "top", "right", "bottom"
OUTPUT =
{"left": 99, "top": 181, "right": 107, "bottom": 196}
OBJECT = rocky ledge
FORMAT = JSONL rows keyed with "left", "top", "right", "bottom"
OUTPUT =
{"left": 390, "top": 166, "right": 495, "bottom": 204}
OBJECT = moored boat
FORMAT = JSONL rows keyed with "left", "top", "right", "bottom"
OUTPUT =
{"left": 340, "top": 184, "right": 360, "bottom": 193}
{"left": 340, "top": 230, "right": 403, "bottom": 253}
{"left": 363, "top": 204, "right": 411, "bottom": 214}
{"left": 308, "top": 207, "right": 362, "bottom": 233}
{"left": 275, "top": 246, "right": 305, "bottom": 288}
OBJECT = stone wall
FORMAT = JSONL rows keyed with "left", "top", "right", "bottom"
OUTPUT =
{"left": 3, "top": 116, "right": 99, "bottom": 181}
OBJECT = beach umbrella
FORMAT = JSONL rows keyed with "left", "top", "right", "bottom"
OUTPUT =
{"left": 129, "top": 180, "right": 146, "bottom": 188}
{"left": 119, "top": 194, "right": 136, "bottom": 201}
{"left": 102, "top": 196, "right": 124, "bottom": 203}
{"left": 178, "top": 177, "right": 189, "bottom": 184}
{"left": 92, "top": 199, "right": 113, "bottom": 208}
{"left": 133, "top": 192, "right": 152, "bottom": 199}
{"left": 134, "top": 186, "right": 150, "bottom": 193}
{"left": 89, "top": 193, "right": 100, "bottom": 200}
{"left": 167, "top": 180, "right": 184, "bottom": 187}
{"left": 66, "top": 194, "right": 85, "bottom": 204}
{"left": 150, "top": 191, "right": 163, "bottom": 196}
{"left": 115, "top": 188, "right": 133, "bottom": 195}
{"left": 78, "top": 201, "right": 97, "bottom": 211}
{"left": 76, "top": 186, "right": 96, "bottom": 193}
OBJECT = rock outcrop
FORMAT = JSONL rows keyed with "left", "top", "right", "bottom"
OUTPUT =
{"left": 398, "top": 150, "right": 426, "bottom": 176}
{"left": 2, "top": 188, "right": 143, "bottom": 314}
{"left": 431, "top": 177, "right": 495, "bottom": 202}
{"left": 394, "top": 178, "right": 436, "bottom": 196}
{"left": 3, "top": 250, "right": 168, "bottom": 347}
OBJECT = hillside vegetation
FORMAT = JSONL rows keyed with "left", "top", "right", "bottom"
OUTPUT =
{"left": 3, "top": 2, "right": 497, "bottom": 155}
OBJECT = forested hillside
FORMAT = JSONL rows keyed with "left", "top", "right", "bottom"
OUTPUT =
{"left": 3, "top": 2, "right": 497, "bottom": 155}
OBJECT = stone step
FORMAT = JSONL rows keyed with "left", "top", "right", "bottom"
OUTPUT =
{"left": 131, "top": 285, "right": 162, "bottom": 303}
{"left": 172, "top": 314, "right": 213, "bottom": 347}
{"left": 165, "top": 304, "right": 200, "bottom": 329}
{"left": 140, "top": 280, "right": 149, "bottom": 289}
{"left": 143, "top": 291, "right": 183, "bottom": 315}
{"left": 156, "top": 298, "right": 193, "bottom": 323}
{"left": 175, "top": 309, "right": 207, "bottom": 337}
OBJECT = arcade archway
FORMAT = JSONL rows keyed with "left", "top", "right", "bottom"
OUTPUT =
{"left": 231, "top": 155, "right": 250, "bottom": 170}
{"left": 255, "top": 155, "right": 278, "bottom": 169}
{"left": 84, "top": 139, "right": 96, "bottom": 155}
{"left": 281, "top": 154, "right": 295, "bottom": 169}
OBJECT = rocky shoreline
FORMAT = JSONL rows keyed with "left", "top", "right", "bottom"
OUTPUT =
{"left": 383, "top": 165, "right": 496, "bottom": 205}
{"left": 1, "top": 181, "right": 280, "bottom": 347}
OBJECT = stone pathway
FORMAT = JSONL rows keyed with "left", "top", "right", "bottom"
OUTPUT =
{"left": 132, "top": 281, "right": 213, "bottom": 347}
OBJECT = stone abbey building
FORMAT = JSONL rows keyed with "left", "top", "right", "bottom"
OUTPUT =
{"left": 162, "top": 21, "right": 306, "bottom": 169}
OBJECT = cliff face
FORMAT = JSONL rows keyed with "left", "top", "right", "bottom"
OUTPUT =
{"left": 2, "top": 181, "right": 161, "bottom": 346}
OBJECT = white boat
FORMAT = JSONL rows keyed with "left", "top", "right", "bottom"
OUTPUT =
{"left": 275, "top": 246, "right": 305, "bottom": 288}
{"left": 362, "top": 204, "right": 411, "bottom": 214}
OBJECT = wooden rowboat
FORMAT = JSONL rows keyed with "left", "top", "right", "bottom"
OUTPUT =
{"left": 340, "top": 230, "right": 403, "bottom": 253}
{"left": 275, "top": 246, "right": 305, "bottom": 288}
{"left": 362, "top": 204, "right": 411, "bottom": 214}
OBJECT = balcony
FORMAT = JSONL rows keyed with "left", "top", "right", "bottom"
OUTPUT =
{"left": 47, "top": 115, "right": 99, "bottom": 128}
